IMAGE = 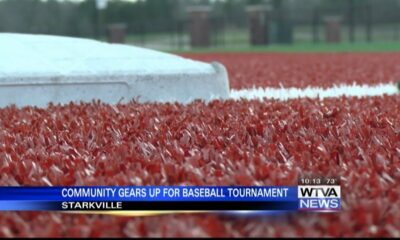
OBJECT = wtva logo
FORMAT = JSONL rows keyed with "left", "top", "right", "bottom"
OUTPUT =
{"left": 298, "top": 185, "right": 341, "bottom": 211}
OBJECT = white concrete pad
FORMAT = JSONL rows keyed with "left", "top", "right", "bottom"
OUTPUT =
{"left": 0, "top": 33, "right": 230, "bottom": 107}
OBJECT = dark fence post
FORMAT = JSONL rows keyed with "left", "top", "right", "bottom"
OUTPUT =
{"left": 213, "top": 17, "right": 225, "bottom": 47}
{"left": 312, "top": 8, "right": 320, "bottom": 43}
{"left": 397, "top": 7, "right": 400, "bottom": 41}
{"left": 141, "top": 22, "right": 147, "bottom": 46}
{"left": 246, "top": 5, "right": 271, "bottom": 46}
{"left": 177, "top": 20, "right": 185, "bottom": 50}
{"left": 169, "top": 21, "right": 174, "bottom": 49}
{"left": 220, "top": 17, "right": 226, "bottom": 47}
{"left": 348, "top": 0, "right": 355, "bottom": 43}
{"left": 187, "top": 6, "right": 212, "bottom": 48}
{"left": 324, "top": 16, "right": 342, "bottom": 43}
{"left": 93, "top": 1, "right": 100, "bottom": 39}
{"left": 106, "top": 23, "right": 127, "bottom": 44}
{"left": 365, "top": 4, "right": 372, "bottom": 42}
{"left": 211, "top": 17, "right": 218, "bottom": 47}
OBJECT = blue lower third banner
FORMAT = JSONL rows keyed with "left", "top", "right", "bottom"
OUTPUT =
{"left": 0, "top": 186, "right": 341, "bottom": 212}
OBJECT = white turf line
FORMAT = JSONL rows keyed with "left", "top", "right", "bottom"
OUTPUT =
{"left": 229, "top": 83, "right": 398, "bottom": 101}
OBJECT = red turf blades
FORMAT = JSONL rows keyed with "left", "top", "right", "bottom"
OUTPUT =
{"left": 0, "top": 95, "right": 399, "bottom": 237}
{"left": 1, "top": 52, "right": 399, "bottom": 238}
{"left": 182, "top": 53, "right": 400, "bottom": 89}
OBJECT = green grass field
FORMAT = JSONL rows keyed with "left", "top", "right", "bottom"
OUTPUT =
{"left": 172, "top": 41, "right": 400, "bottom": 54}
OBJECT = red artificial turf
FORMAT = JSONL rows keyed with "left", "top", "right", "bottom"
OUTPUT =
{"left": 0, "top": 95, "right": 399, "bottom": 237}
{"left": 1, "top": 52, "right": 400, "bottom": 237}
{"left": 183, "top": 53, "right": 400, "bottom": 89}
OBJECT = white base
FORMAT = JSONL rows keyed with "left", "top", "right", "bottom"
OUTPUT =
{"left": 0, "top": 34, "right": 230, "bottom": 107}
{"left": 0, "top": 62, "right": 229, "bottom": 107}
